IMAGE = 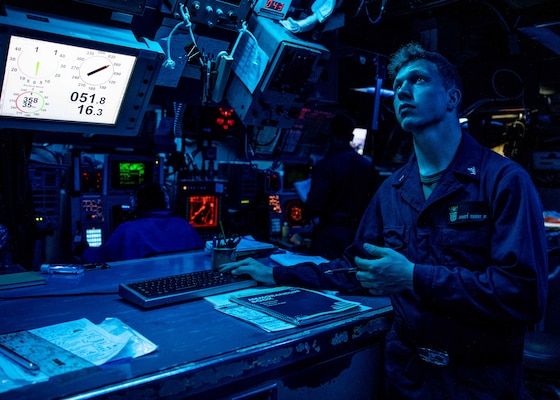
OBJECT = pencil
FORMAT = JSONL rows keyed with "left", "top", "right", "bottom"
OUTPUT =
{"left": 219, "top": 221, "right": 227, "bottom": 247}
{"left": 0, "top": 343, "right": 39, "bottom": 373}
{"left": 323, "top": 268, "right": 358, "bottom": 274}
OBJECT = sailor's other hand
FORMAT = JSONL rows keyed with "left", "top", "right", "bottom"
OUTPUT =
{"left": 354, "top": 243, "right": 414, "bottom": 296}
{"left": 218, "top": 258, "right": 276, "bottom": 286}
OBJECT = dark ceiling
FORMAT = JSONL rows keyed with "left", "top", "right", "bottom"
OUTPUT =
{"left": 334, "top": 0, "right": 559, "bottom": 108}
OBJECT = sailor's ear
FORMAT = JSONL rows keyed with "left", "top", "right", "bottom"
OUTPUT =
{"left": 447, "top": 88, "right": 462, "bottom": 110}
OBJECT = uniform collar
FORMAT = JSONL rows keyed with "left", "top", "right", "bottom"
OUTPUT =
{"left": 447, "top": 132, "right": 483, "bottom": 182}
{"left": 392, "top": 132, "right": 482, "bottom": 188}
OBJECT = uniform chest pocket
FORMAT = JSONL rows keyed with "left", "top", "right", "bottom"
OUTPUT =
{"left": 383, "top": 226, "right": 409, "bottom": 257}
{"left": 438, "top": 226, "right": 491, "bottom": 271}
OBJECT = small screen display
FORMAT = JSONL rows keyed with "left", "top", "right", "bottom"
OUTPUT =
{"left": 255, "top": 0, "right": 290, "bottom": 18}
{"left": 85, "top": 227, "right": 103, "bottom": 247}
{"left": 188, "top": 195, "right": 220, "bottom": 229}
{"left": 111, "top": 161, "right": 148, "bottom": 190}
{"left": 283, "top": 163, "right": 311, "bottom": 190}
{"left": 284, "top": 199, "right": 304, "bottom": 226}
{"left": 0, "top": 35, "right": 136, "bottom": 125}
{"left": 265, "top": 0, "right": 284, "bottom": 11}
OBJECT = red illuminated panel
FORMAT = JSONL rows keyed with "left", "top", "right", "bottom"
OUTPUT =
{"left": 188, "top": 195, "right": 219, "bottom": 228}
{"left": 284, "top": 199, "right": 304, "bottom": 225}
{"left": 216, "top": 108, "right": 236, "bottom": 131}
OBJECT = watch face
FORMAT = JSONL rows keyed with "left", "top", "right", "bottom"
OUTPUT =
{"left": 0, "top": 35, "right": 136, "bottom": 125}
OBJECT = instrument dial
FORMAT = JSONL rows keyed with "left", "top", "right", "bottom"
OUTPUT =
{"left": 0, "top": 36, "right": 136, "bottom": 125}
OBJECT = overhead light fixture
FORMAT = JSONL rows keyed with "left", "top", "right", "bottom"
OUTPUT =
{"left": 352, "top": 87, "right": 395, "bottom": 97}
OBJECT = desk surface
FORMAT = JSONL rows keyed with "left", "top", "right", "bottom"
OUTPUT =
{"left": 0, "top": 251, "right": 392, "bottom": 400}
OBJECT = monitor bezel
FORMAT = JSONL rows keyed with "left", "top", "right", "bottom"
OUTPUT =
{"left": 0, "top": 7, "right": 164, "bottom": 137}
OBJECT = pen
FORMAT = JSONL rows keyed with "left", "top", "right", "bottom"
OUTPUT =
{"left": 323, "top": 268, "right": 358, "bottom": 274}
{"left": 219, "top": 221, "right": 228, "bottom": 247}
{"left": 0, "top": 343, "right": 40, "bottom": 374}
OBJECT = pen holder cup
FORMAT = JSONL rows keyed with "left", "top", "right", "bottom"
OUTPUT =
{"left": 211, "top": 247, "right": 237, "bottom": 270}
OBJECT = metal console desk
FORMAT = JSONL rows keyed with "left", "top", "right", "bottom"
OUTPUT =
{"left": 0, "top": 250, "right": 393, "bottom": 400}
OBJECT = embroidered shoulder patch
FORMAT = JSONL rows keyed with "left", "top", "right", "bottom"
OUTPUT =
{"left": 448, "top": 202, "right": 490, "bottom": 224}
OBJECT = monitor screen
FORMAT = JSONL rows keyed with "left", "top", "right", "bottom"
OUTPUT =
{"left": 104, "top": 154, "right": 162, "bottom": 194}
{"left": 0, "top": 7, "right": 163, "bottom": 136}
{"left": 282, "top": 163, "right": 311, "bottom": 190}
{"left": 110, "top": 160, "right": 151, "bottom": 191}
{"left": 187, "top": 195, "right": 220, "bottom": 229}
{"left": 0, "top": 36, "right": 136, "bottom": 125}
{"left": 283, "top": 198, "right": 305, "bottom": 226}
{"left": 85, "top": 227, "right": 103, "bottom": 247}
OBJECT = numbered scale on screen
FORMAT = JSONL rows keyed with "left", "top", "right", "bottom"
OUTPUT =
{"left": 0, "top": 36, "right": 136, "bottom": 124}
{"left": 14, "top": 90, "right": 45, "bottom": 114}
{"left": 8, "top": 40, "right": 60, "bottom": 115}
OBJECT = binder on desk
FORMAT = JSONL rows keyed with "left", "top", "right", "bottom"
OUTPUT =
{"left": 0, "top": 271, "right": 46, "bottom": 290}
{"left": 229, "top": 286, "right": 362, "bottom": 326}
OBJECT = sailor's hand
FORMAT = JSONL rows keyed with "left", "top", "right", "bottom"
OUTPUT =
{"left": 218, "top": 258, "right": 276, "bottom": 286}
{"left": 354, "top": 243, "right": 414, "bottom": 295}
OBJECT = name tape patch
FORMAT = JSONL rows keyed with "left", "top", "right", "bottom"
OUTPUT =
{"left": 448, "top": 202, "right": 490, "bottom": 224}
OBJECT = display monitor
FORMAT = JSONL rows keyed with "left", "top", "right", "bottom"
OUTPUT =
{"left": 111, "top": 160, "right": 150, "bottom": 191}
{"left": 282, "top": 163, "right": 311, "bottom": 191}
{"left": 187, "top": 195, "right": 221, "bottom": 229}
{"left": 104, "top": 154, "right": 163, "bottom": 194}
{"left": 175, "top": 180, "right": 225, "bottom": 240}
{"left": 0, "top": 7, "right": 164, "bottom": 136}
{"left": 85, "top": 227, "right": 103, "bottom": 248}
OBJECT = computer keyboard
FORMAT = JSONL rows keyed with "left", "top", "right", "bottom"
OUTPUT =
{"left": 119, "top": 270, "right": 258, "bottom": 308}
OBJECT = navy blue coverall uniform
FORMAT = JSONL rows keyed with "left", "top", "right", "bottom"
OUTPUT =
{"left": 272, "top": 133, "right": 548, "bottom": 399}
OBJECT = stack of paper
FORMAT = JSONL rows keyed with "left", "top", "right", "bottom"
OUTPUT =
{"left": 0, "top": 318, "right": 157, "bottom": 393}
{"left": 269, "top": 252, "right": 328, "bottom": 266}
{"left": 205, "top": 235, "right": 276, "bottom": 257}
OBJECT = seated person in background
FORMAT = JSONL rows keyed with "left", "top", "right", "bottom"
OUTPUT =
{"left": 81, "top": 182, "right": 203, "bottom": 262}
{"left": 301, "top": 112, "right": 378, "bottom": 259}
